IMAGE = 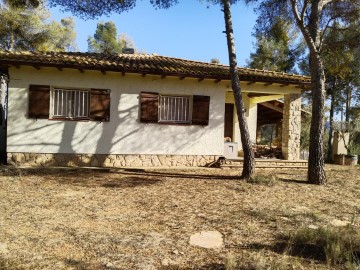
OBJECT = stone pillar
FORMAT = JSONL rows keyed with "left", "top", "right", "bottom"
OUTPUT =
{"left": 282, "top": 94, "right": 301, "bottom": 160}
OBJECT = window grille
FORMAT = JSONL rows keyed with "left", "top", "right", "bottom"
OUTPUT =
{"left": 159, "top": 95, "right": 190, "bottom": 123}
{"left": 51, "top": 88, "right": 89, "bottom": 119}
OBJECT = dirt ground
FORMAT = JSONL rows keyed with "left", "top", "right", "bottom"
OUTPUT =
{"left": 0, "top": 164, "right": 359, "bottom": 270}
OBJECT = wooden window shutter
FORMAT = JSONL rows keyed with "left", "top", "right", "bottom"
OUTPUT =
{"left": 90, "top": 89, "right": 110, "bottom": 121}
{"left": 192, "top": 95, "right": 210, "bottom": 125}
{"left": 28, "top": 85, "right": 50, "bottom": 118}
{"left": 140, "top": 92, "right": 159, "bottom": 123}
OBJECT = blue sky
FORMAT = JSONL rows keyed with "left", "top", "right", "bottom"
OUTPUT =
{"left": 50, "top": 1, "right": 258, "bottom": 66}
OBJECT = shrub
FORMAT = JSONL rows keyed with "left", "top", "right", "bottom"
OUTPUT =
{"left": 287, "top": 226, "right": 360, "bottom": 267}
{"left": 247, "top": 174, "right": 277, "bottom": 186}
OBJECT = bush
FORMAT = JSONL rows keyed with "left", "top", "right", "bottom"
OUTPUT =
{"left": 287, "top": 226, "right": 360, "bottom": 267}
{"left": 247, "top": 174, "right": 277, "bottom": 186}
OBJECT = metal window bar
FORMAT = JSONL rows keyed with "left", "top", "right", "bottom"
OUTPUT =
{"left": 53, "top": 88, "right": 89, "bottom": 118}
{"left": 159, "top": 95, "right": 190, "bottom": 123}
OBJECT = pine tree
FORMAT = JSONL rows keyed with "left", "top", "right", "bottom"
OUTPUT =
{"left": 87, "top": 21, "right": 135, "bottom": 54}
{"left": 0, "top": 2, "right": 76, "bottom": 52}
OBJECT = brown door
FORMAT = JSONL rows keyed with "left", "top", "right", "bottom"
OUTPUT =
{"left": 224, "top": 103, "right": 234, "bottom": 141}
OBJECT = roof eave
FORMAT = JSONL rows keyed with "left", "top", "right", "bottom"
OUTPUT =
{"left": 0, "top": 60, "right": 311, "bottom": 88}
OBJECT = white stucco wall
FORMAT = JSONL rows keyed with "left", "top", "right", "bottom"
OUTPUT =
{"left": 7, "top": 66, "right": 226, "bottom": 156}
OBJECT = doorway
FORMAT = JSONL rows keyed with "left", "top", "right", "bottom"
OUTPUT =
{"left": 224, "top": 103, "right": 234, "bottom": 141}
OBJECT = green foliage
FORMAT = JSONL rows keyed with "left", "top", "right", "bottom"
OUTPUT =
{"left": 88, "top": 21, "right": 120, "bottom": 54}
{"left": 87, "top": 21, "right": 135, "bottom": 54}
{"left": 323, "top": 21, "right": 360, "bottom": 120}
{"left": 348, "top": 131, "right": 360, "bottom": 155}
{"left": 287, "top": 226, "right": 360, "bottom": 267}
{"left": 3, "top": 0, "right": 40, "bottom": 8}
{"left": 247, "top": 17, "right": 305, "bottom": 73}
{"left": 258, "top": 124, "right": 276, "bottom": 146}
{"left": 46, "top": 0, "right": 251, "bottom": 19}
{"left": 247, "top": 174, "right": 277, "bottom": 186}
{"left": 0, "top": 2, "right": 76, "bottom": 52}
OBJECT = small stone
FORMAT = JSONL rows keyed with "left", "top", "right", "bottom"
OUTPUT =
{"left": 106, "top": 262, "right": 114, "bottom": 268}
{"left": 172, "top": 249, "right": 179, "bottom": 255}
{"left": 308, "top": 225, "right": 318, "bottom": 230}
{"left": 189, "top": 231, "right": 223, "bottom": 249}
{"left": 161, "top": 258, "right": 173, "bottom": 266}
{"left": 0, "top": 243, "right": 8, "bottom": 254}
{"left": 330, "top": 219, "right": 349, "bottom": 227}
{"left": 280, "top": 217, "right": 290, "bottom": 221}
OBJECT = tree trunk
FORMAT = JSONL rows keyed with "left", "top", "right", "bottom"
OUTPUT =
{"left": 345, "top": 87, "right": 351, "bottom": 128}
{"left": 9, "top": 32, "right": 15, "bottom": 52}
{"left": 290, "top": 0, "right": 327, "bottom": 184}
{"left": 327, "top": 86, "right": 335, "bottom": 162}
{"left": 307, "top": 51, "right": 327, "bottom": 184}
{"left": 222, "top": 0, "right": 255, "bottom": 179}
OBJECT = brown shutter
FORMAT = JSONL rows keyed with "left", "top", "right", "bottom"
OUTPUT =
{"left": 192, "top": 95, "right": 210, "bottom": 125}
{"left": 90, "top": 89, "right": 110, "bottom": 121}
{"left": 28, "top": 85, "right": 50, "bottom": 118}
{"left": 140, "top": 92, "right": 159, "bottom": 123}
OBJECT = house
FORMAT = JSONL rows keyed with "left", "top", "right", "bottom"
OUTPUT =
{"left": 0, "top": 51, "right": 310, "bottom": 167}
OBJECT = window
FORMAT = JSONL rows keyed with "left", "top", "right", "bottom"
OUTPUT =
{"left": 50, "top": 88, "right": 89, "bottom": 119}
{"left": 28, "top": 85, "right": 110, "bottom": 122}
{"left": 140, "top": 92, "right": 210, "bottom": 125}
{"left": 159, "top": 95, "right": 191, "bottom": 124}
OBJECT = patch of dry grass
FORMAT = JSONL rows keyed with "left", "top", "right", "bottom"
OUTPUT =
{"left": 0, "top": 164, "right": 359, "bottom": 269}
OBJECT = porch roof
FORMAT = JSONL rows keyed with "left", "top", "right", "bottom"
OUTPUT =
{"left": 0, "top": 51, "right": 311, "bottom": 88}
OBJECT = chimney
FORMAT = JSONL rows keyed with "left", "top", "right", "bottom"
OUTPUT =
{"left": 122, "top": 48, "right": 135, "bottom": 54}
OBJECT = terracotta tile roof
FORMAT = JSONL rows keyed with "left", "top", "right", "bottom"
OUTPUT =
{"left": 0, "top": 51, "right": 311, "bottom": 86}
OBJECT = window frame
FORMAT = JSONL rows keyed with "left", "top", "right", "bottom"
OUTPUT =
{"left": 158, "top": 94, "right": 193, "bottom": 124}
{"left": 28, "top": 84, "right": 111, "bottom": 122}
{"left": 139, "top": 91, "right": 210, "bottom": 126}
{"left": 49, "top": 86, "right": 91, "bottom": 120}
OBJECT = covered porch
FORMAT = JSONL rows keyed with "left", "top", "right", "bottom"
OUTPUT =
{"left": 223, "top": 81, "right": 303, "bottom": 161}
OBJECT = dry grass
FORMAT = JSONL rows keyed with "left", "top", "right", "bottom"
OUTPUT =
{"left": 0, "top": 164, "right": 359, "bottom": 270}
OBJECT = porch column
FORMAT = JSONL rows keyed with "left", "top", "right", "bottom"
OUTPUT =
{"left": 282, "top": 94, "right": 301, "bottom": 160}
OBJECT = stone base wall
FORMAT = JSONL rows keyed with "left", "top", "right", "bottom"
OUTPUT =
{"left": 7, "top": 153, "right": 220, "bottom": 168}
{"left": 282, "top": 94, "right": 301, "bottom": 160}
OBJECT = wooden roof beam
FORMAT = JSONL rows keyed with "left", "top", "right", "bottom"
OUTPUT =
{"left": 249, "top": 94, "right": 284, "bottom": 104}
{"left": 260, "top": 102, "right": 283, "bottom": 113}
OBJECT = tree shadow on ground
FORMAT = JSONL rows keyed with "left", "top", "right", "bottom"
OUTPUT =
{"left": 1, "top": 166, "right": 243, "bottom": 182}
{"left": 117, "top": 168, "right": 241, "bottom": 181}
{"left": 244, "top": 240, "right": 326, "bottom": 263}
{"left": 1, "top": 167, "right": 163, "bottom": 188}
{"left": 53, "top": 175, "right": 162, "bottom": 188}
{"left": 158, "top": 263, "right": 226, "bottom": 270}
{"left": 276, "top": 178, "right": 311, "bottom": 185}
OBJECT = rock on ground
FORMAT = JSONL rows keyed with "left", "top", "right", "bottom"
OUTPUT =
{"left": 189, "top": 231, "right": 223, "bottom": 249}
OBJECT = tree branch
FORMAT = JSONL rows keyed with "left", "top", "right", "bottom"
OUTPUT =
{"left": 319, "top": 16, "right": 337, "bottom": 50}
{"left": 290, "top": 0, "right": 318, "bottom": 54}
{"left": 318, "top": 0, "right": 332, "bottom": 13}
{"left": 300, "top": 0, "right": 308, "bottom": 21}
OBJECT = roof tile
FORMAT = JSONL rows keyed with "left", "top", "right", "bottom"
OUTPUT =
{"left": 0, "top": 51, "right": 311, "bottom": 86}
